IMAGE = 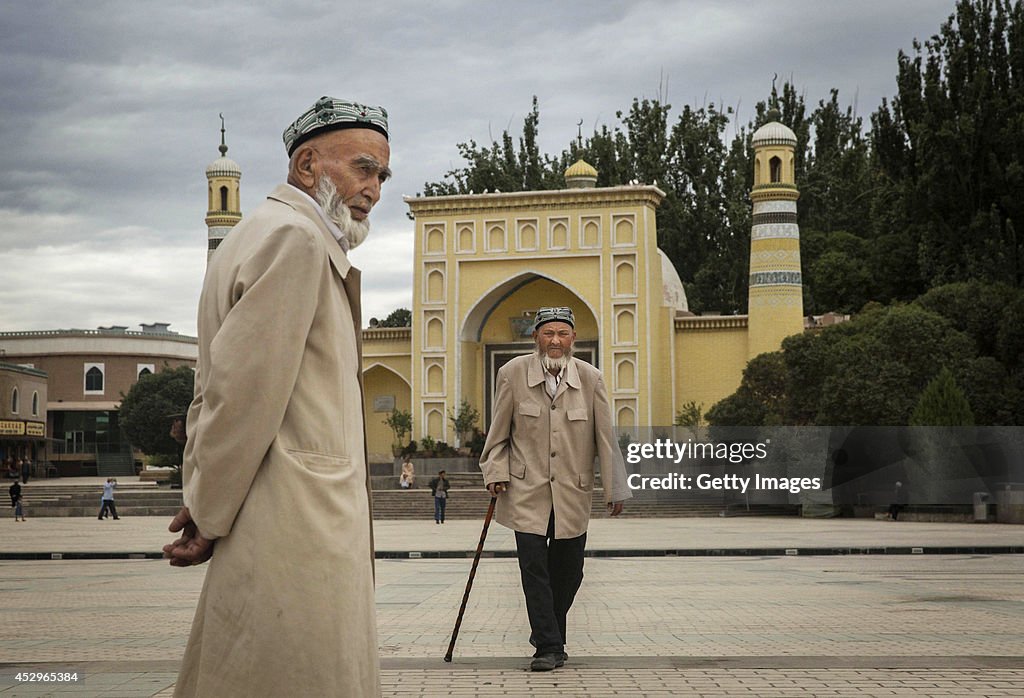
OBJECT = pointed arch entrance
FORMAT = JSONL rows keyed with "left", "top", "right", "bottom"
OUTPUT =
{"left": 362, "top": 363, "right": 412, "bottom": 462}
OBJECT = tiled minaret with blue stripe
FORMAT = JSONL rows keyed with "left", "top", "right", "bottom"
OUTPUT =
{"left": 747, "top": 110, "right": 804, "bottom": 359}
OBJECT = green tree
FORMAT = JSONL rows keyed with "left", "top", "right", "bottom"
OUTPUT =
{"left": 915, "top": 281, "right": 1019, "bottom": 356}
{"left": 958, "top": 356, "right": 1018, "bottom": 424}
{"left": 909, "top": 366, "right": 976, "bottom": 425}
{"left": 375, "top": 308, "right": 411, "bottom": 328}
{"left": 448, "top": 399, "right": 480, "bottom": 446}
{"left": 813, "top": 304, "right": 976, "bottom": 425}
{"left": 997, "top": 292, "right": 1024, "bottom": 370}
{"left": 873, "top": 0, "right": 1024, "bottom": 289}
{"left": 673, "top": 400, "right": 705, "bottom": 427}
{"left": 710, "top": 301, "right": 998, "bottom": 426}
{"left": 118, "top": 365, "right": 194, "bottom": 455}
{"left": 801, "top": 89, "right": 872, "bottom": 234}
{"left": 805, "top": 232, "right": 873, "bottom": 313}
{"left": 384, "top": 409, "right": 412, "bottom": 453}
{"left": 706, "top": 353, "right": 787, "bottom": 426}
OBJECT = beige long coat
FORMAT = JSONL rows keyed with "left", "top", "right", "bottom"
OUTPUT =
{"left": 176, "top": 184, "right": 379, "bottom": 697}
{"left": 480, "top": 354, "right": 632, "bottom": 539}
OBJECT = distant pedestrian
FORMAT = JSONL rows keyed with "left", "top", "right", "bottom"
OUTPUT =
{"left": 888, "top": 481, "right": 907, "bottom": 521}
{"left": 429, "top": 470, "right": 450, "bottom": 523}
{"left": 400, "top": 455, "right": 416, "bottom": 489}
{"left": 10, "top": 481, "right": 25, "bottom": 521}
{"left": 98, "top": 478, "right": 119, "bottom": 520}
{"left": 21, "top": 458, "right": 31, "bottom": 484}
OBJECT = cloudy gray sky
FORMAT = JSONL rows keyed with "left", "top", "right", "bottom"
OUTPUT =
{"left": 0, "top": 0, "right": 956, "bottom": 336}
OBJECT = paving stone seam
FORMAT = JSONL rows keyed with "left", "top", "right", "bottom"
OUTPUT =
{"left": 2, "top": 546, "right": 1023, "bottom": 561}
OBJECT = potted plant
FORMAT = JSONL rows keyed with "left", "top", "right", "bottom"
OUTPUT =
{"left": 384, "top": 409, "right": 413, "bottom": 457}
{"left": 448, "top": 399, "right": 480, "bottom": 453}
{"left": 420, "top": 435, "right": 437, "bottom": 458}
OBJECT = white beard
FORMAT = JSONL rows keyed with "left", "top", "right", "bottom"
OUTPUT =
{"left": 537, "top": 346, "right": 572, "bottom": 372}
{"left": 315, "top": 175, "right": 371, "bottom": 249}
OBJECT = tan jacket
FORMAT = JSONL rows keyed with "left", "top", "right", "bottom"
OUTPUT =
{"left": 480, "top": 354, "right": 632, "bottom": 539}
{"left": 177, "top": 184, "right": 379, "bottom": 697}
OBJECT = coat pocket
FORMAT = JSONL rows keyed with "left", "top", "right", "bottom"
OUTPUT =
{"left": 518, "top": 401, "right": 542, "bottom": 417}
{"left": 578, "top": 471, "right": 594, "bottom": 490}
{"left": 286, "top": 449, "right": 351, "bottom": 475}
{"left": 510, "top": 459, "right": 527, "bottom": 479}
{"left": 567, "top": 407, "right": 589, "bottom": 421}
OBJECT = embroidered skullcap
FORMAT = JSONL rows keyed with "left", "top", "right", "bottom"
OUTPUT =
{"left": 533, "top": 307, "right": 575, "bottom": 331}
{"left": 283, "top": 96, "right": 389, "bottom": 156}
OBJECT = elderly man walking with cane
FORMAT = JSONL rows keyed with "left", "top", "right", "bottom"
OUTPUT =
{"left": 479, "top": 306, "right": 632, "bottom": 671}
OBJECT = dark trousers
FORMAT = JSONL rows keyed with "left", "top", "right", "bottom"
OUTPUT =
{"left": 434, "top": 497, "right": 446, "bottom": 522}
{"left": 889, "top": 503, "right": 903, "bottom": 520}
{"left": 514, "top": 511, "right": 586, "bottom": 656}
{"left": 99, "top": 500, "right": 118, "bottom": 519}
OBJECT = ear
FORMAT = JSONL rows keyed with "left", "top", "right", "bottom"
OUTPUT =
{"left": 291, "top": 145, "right": 319, "bottom": 190}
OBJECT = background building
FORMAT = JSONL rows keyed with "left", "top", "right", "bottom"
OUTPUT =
{"left": 0, "top": 325, "right": 197, "bottom": 475}
{"left": 358, "top": 116, "right": 806, "bottom": 462}
{"left": 201, "top": 116, "right": 808, "bottom": 464}
{"left": 0, "top": 362, "right": 47, "bottom": 475}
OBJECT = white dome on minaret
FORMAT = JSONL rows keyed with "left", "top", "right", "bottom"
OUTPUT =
{"left": 751, "top": 120, "right": 798, "bottom": 147}
{"left": 206, "top": 155, "right": 241, "bottom": 177}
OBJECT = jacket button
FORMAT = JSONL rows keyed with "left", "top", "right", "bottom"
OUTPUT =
{"left": 550, "top": 451, "right": 556, "bottom": 457}
{"left": 551, "top": 404, "right": 556, "bottom": 410}
{"left": 550, "top": 476, "right": 555, "bottom": 482}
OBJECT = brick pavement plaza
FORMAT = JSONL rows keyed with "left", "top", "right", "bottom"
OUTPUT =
{"left": 0, "top": 517, "right": 1022, "bottom": 697}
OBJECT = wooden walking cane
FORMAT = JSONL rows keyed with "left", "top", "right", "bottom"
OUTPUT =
{"left": 444, "top": 492, "right": 500, "bottom": 662}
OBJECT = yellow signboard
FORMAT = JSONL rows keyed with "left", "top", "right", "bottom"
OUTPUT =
{"left": 25, "top": 422, "right": 45, "bottom": 437}
{"left": 0, "top": 420, "right": 25, "bottom": 436}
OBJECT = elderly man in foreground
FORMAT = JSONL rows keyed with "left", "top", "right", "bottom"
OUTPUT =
{"left": 480, "top": 306, "right": 632, "bottom": 672}
{"left": 163, "top": 96, "right": 391, "bottom": 697}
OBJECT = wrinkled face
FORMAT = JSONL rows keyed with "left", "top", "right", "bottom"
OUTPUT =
{"left": 306, "top": 129, "right": 391, "bottom": 221}
{"left": 533, "top": 321, "right": 576, "bottom": 358}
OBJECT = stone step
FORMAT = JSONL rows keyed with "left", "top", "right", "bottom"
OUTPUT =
{"left": 96, "top": 452, "right": 136, "bottom": 478}
{"left": 19, "top": 493, "right": 185, "bottom": 504}
{"left": 16, "top": 482, "right": 795, "bottom": 519}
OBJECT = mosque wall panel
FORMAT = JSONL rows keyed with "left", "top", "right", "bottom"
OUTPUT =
{"left": 456, "top": 221, "right": 476, "bottom": 254}
{"left": 516, "top": 218, "right": 539, "bottom": 252}
{"left": 485, "top": 220, "right": 507, "bottom": 253}
{"left": 548, "top": 217, "right": 569, "bottom": 251}
{"left": 580, "top": 216, "right": 600, "bottom": 249}
{"left": 612, "top": 254, "right": 637, "bottom": 297}
{"left": 424, "top": 222, "right": 446, "bottom": 255}
{"left": 612, "top": 214, "right": 636, "bottom": 247}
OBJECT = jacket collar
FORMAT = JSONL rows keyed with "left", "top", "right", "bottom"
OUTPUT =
{"left": 267, "top": 184, "right": 353, "bottom": 279}
{"left": 527, "top": 353, "right": 582, "bottom": 392}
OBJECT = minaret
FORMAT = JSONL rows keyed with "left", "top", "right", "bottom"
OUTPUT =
{"left": 205, "top": 114, "right": 242, "bottom": 263}
{"left": 747, "top": 109, "right": 804, "bottom": 359}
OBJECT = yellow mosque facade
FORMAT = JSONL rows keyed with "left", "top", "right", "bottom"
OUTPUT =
{"left": 207, "top": 117, "right": 805, "bottom": 463}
